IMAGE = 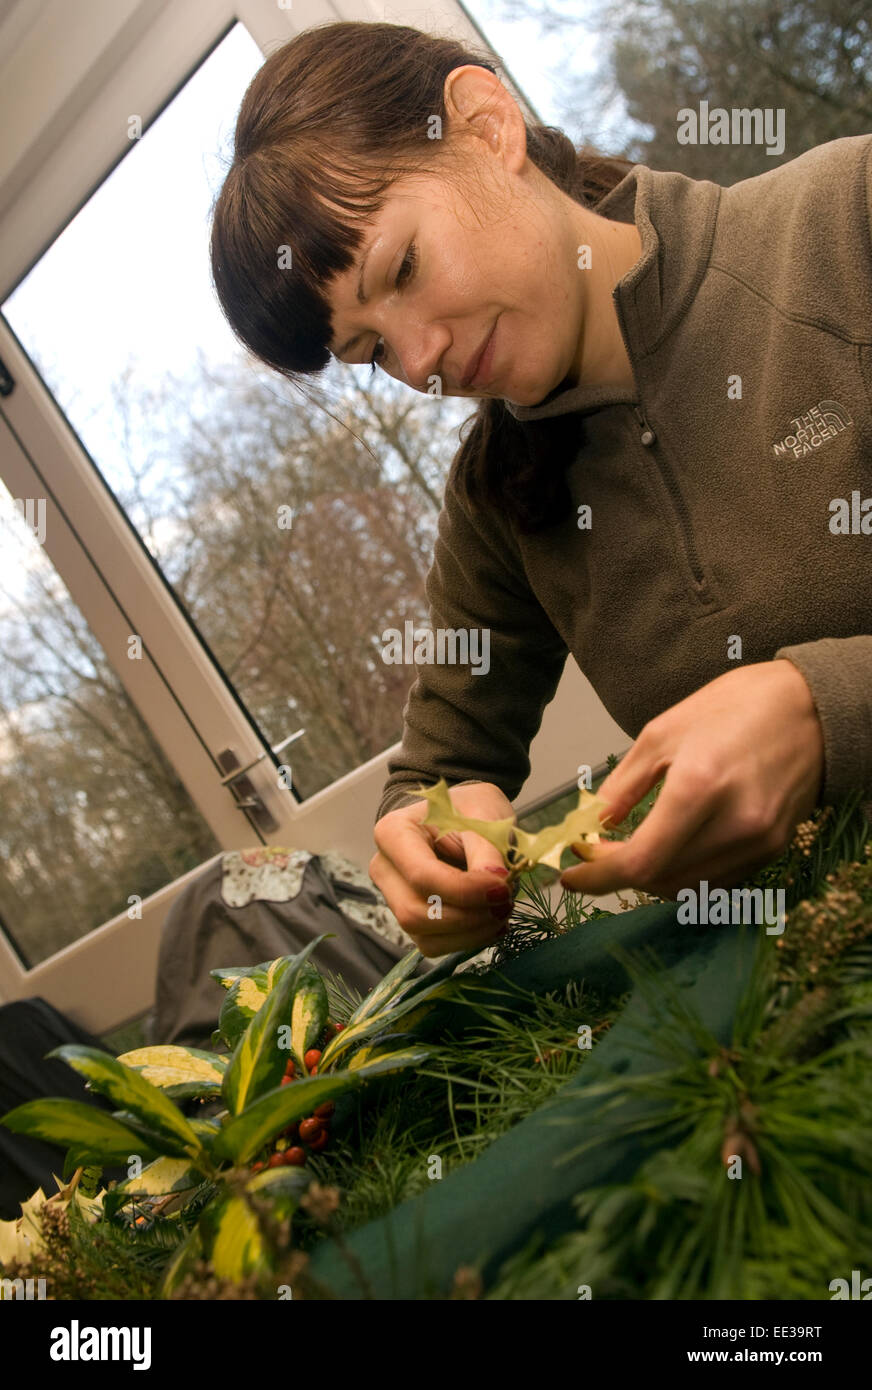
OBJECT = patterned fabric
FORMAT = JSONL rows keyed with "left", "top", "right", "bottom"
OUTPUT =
{"left": 221, "top": 847, "right": 313, "bottom": 908}
{"left": 220, "top": 846, "right": 415, "bottom": 953}
{"left": 327, "top": 894, "right": 413, "bottom": 952}
{"left": 317, "top": 851, "right": 375, "bottom": 893}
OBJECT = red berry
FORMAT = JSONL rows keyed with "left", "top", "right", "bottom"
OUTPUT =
{"left": 334, "top": 1024, "right": 345, "bottom": 1033}
{"left": 307, "top": 1129, "right": 329, "bottom": 1153}
{"left": 250, "top": 1161, "right": 264, "bottom": 1174}
{"left": 283, "top": 1122, "right": 300, "bottom": 1142}
{"left": 283, "top": 1147, "right": 306, "bottom": 1166}
{"left": 283, "top": 1059, "right": 295, "bottom": 1076}
{"left": 298, "top": 1117, "right": 323, "bottom": 1144}
{"left": 304, "top": 1049, "right": 322, "bottom": 1071}
{"left": 280, "top": 1075, "right": 293, "bottom": 1086}
{"left": 314, "top": 1101, "right": 335, "bottom": 1120}
{"left": 268, "top": 1153, "right": 284, "bottom": 1168}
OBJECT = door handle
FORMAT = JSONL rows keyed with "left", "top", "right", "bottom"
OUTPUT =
{"left": 216, "top": 730, "right": 305, "bottom": 835}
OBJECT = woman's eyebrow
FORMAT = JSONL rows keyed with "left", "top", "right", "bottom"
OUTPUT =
{"left": 334, "top": 243, "right": 375, "bottom": 358}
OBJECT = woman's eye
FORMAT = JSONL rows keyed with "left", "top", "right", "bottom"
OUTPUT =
{"left": 369, "top": 338, "right": 386, "bottom": 374}
{"left": 367, "top": 243, "right": 417, "bottom": 374}
{"left": 396, "top": 241, "right": 418, "bottom": 288}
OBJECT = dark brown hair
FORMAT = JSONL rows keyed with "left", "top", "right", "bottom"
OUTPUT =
{"left": 210, "top": 21, "right": 635, "bottom": 533}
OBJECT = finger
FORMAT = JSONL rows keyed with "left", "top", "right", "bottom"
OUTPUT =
{"left": 567, "top": 808, "right": 783, "bottom": 904}
{"left": 641, "top": 833, "right": 775, "bottom": 897}
{"left": 460, "top": 826, "right": 513, "bottom": 875}
{"left": 372, "top": 851, "right": 516, "bottom": 956}
{"left": 569, "top": 838, "right": 624, "bottom": 863}
{"left": 572, "top": 792, "right": 787, "bottom": 901}
{"left": 643, "top": 835, "right": 786, "bottom": 902}
{"left": 371, "top": 845, "right": 515, "bottom": 935}
{"left": 375, "top": 809, "right": 513, "bottom": 911}
{"left": 560, "top": 767, "right": 720, "bottom": 896}
{"left": 594, "top": 738, "right": 670, "bottom": 828}
{"left": 431, "top": 830, "right": 516, "bottom": 889}
{"left": 611, "top": 776, "right": 793, "bottom": 896}
{"left": 431, "top": 832, "right": 467, "bottom": 866}
{"left": 413, "top": 919, "right": 513, "bottom": 958}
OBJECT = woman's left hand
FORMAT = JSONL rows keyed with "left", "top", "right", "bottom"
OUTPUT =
{"left": 560, "top": 660, "right": 825, "bottom": 902}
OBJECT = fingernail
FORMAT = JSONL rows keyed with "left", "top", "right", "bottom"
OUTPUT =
{"left": 486, "top": 886, "right": 511, "bottom": 904}
{"left": 485, "top": 866, "right": 508, "bottom": 876}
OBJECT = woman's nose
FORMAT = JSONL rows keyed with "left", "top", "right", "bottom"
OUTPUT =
{"left": 387, "top": 319, "right": 444, "bottom": 393}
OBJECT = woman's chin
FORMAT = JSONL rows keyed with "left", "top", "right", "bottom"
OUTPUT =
{"left": 511, "top": 377, "right": 571, "bottom": 408}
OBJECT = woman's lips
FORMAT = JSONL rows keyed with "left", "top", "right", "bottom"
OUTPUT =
{"left": 462, "top": 318, "right": 499, "bottom": 390}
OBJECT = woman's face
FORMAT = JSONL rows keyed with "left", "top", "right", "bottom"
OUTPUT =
{"left": 325, "top": 67, "right": 585, "bottom": 407}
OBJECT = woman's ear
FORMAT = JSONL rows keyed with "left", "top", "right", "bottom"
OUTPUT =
{"left": 443, "top": 66, "right": 526, "bottom": 169}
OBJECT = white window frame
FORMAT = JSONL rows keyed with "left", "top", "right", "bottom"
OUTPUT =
{"left": 0, "top": 0, "right": 629, "bottom": 1032}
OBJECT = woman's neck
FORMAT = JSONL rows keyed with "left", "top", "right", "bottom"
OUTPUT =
{"left": 564, "top": 208, "right": 643, "bottom": 392}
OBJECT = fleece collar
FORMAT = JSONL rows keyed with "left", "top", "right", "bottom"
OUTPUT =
{"left": 503, "top": 162, "right": 722, "bottom": 422}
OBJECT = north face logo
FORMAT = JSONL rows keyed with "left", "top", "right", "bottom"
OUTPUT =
{"left": 773, "top": 399, "right": 853, "bottom": 459}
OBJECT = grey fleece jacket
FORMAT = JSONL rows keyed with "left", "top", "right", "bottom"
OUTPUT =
{"left": 376, "top": 134, "right": 872, "bottom": 824}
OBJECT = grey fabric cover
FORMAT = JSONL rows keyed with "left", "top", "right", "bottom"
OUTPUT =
{"left": 150, "top": 853, "right": 429, "bottom": 1050}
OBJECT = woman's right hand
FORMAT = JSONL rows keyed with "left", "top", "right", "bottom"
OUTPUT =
{"left": 369, "top": 781, "right": 519, "bottom": 957}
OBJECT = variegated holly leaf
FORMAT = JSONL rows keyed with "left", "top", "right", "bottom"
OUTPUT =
{"left": 290, "top": 963, "right": 328, "bottom": 1062}
{"left": 206, "top": 1192, "right": 267, "bottom": 1282}
{"left": 214, "top": 1046, "right": 427, "bottom": 1166}
{"left": 244, "top": 1164, "right": 310, "bottom": 1222}
{"left": 0, "top": 1182, "right": 106, "bottom": 1271}
{"left": 222, "top": 938, "right": 325, "bottom": 1117}
{"left": 213, "top": 1072, "right": 361, "bottom": 1166}
{"left": 210, "top": 961, "right": 277, "bottom": 988}
{"left": 512, "top": 796, "right": 610, "bottom": 869}
{"left": 1, "top": 1098, "right": 163, "bottom": 1167}
{"left": 415, "top": 779, "right": 516, "bottom": 859}
{"left": 346, "top": 948, "right": 422, "bottom": 1024}
{"left": 112, "top": 1155, "right": 200, "bottom": 1197}
{"left": 215, "top": 956, "right": 294, "bottom": 1050}
{"left": 345, "top": 1033, "right": 426, "bottom": 1071}
{"left": 415, "top": 777, "right": 611, "bottom": 872}
{"left": 316, "top": 975, "right": 454, "bottom": 1071}
{"left": 104, "top": 1156, "right": 204, "bottom": 1220}
{"left": 0, "top": 1187, "right": 50, "bottom": 1266}
{"left": 45, "top": 1046, "right": 206, "bottom": 1161}
{"left": 159, "top": 1223, "right": 204, "bottom": 1298}
{"left": 116, "top": 1046, "right": 227, "bottom": 1100}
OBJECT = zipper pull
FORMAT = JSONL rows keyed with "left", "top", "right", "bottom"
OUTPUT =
{"left": 633, "top": 404, "right": 656, "bottom": 447}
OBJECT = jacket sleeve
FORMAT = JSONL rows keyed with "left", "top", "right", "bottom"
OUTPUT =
{"left": 773, "top": 637, "right": 872, "bottom": 806}
{"left": 770, "top": 140, "right": 872, "bottom": 807}
{"left": 375, "top": 472, "right": 569, "bottom": 824}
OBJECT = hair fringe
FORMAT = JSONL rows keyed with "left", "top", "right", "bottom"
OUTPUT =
{"left": 209, "top": 22, "right": 636, "bottom": 534}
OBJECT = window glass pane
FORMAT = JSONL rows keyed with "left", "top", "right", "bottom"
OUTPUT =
{"left": 465, "top": 1, "right": 868, "bottom": 176}
{"left": 0, "top": 481, "right": 220, "bottom": 966}
{"left": 462, "top": 0, "right": 629, "bottom": 145}
{"left": 1, "top": 20, "right": 470, "bottom": 800}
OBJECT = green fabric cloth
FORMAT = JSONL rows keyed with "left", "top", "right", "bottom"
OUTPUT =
{"left": 307, "top": 901, "right": 759, "bottom": 1298}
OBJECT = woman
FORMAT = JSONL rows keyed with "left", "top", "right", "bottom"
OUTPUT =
{"left": 210, "top": 21, "right": 872, "bottom": 958}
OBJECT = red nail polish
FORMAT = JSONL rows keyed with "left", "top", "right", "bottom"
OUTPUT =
{"left": 485, "top": 866, "right": 508, "bottom": 876}
{"left": 486, "top": 885, "right": 511, "bottom": 904}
